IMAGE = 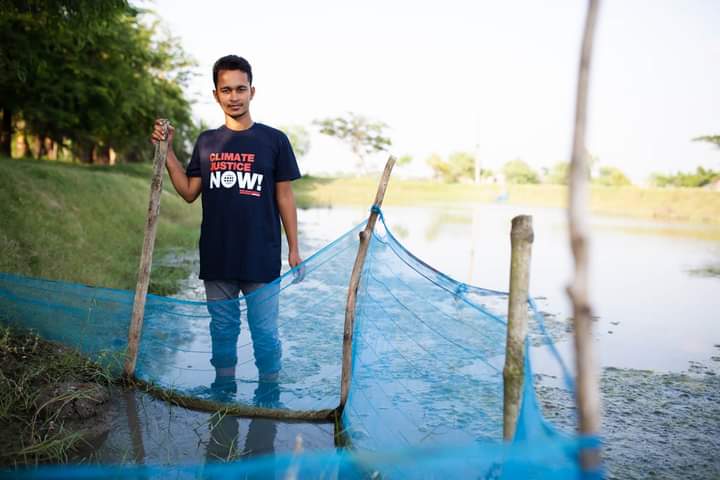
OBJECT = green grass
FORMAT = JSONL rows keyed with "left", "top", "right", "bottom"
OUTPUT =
{"left": 294, "top": 176, "right": 720, "bottom": 226}
{"left": 0, "top": 157, "right": 201, "bottom": 292}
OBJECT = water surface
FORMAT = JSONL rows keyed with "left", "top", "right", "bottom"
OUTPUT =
{"left": 90, "top": 204, "right": 719, "bottom": 478}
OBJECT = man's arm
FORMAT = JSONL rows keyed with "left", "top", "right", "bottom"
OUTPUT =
{"left": 151, "top": 119, "right": 202, "bottom": 203}
{"left": 276, "top": 181, "right": 301, "bottom": 268}
{"left": 166, "top": 151, "right": 202, "bottom": 203}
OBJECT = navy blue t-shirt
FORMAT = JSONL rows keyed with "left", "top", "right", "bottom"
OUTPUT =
{"left": 186, "top": 123, "right": 301, "bottom": 282}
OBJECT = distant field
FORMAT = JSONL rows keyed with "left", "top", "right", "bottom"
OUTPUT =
{"left": 294, "top": 176, "right": 720, "bottom": 226}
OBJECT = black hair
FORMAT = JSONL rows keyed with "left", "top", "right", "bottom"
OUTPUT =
{"left": 212, "top": 55, "right": 253, "bottom": 87}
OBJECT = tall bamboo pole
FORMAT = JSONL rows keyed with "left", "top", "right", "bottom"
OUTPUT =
{"left": 568, "top": 0, "right": 602, "bottom": 471}
{"left": 503, "top": 215, "right": 534, "bottom": 440}
{"left": 339, "top": 156, "right": 396, "bottom": 410}
{"left": 124, "top": 120, "right": 169, "bottom": 378}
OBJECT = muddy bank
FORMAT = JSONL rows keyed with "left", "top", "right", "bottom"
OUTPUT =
{"left": 537, "top": 367, "right": 720, "bottom": 480}
{"left": 0, "top": 327, "right": 113, "bottom": 466}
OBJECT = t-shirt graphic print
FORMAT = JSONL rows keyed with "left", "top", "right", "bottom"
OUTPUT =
{"left": 186, "top": 123, "right": 301, "bottom": 282}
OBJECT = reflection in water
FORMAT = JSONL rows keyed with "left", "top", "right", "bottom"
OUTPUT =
{"left": 206, "top": 413, "right": 240, "bottom": 462}
{"left": 244, "top": 418, "right": 277, "bottom": 457}
{"left": 91, "top": 388, "right": 334, "bottom": 465}
{"left": 205, "top": 413, "right": 278, "bottom": 472}
{"left": 124, "top": 390, "right": 146, "bottom": 464}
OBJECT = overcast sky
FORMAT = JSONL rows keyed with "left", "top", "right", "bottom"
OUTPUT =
{"left": 143, "top": 0, "right": 719, "bottom": 181}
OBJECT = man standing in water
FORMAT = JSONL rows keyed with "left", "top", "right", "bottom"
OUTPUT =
{"left": 151, "top": 55, "right": 302, "bottom": 400}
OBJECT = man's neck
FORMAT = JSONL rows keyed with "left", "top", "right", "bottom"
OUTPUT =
{"left": 225, "top": 113, "right": 254, "bottom": 131}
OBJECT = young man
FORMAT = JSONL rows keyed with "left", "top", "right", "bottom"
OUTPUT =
{"left": 151, "top": 55, "right": 302, "bottom": 398}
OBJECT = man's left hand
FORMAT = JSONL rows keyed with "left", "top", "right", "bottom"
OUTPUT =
{"left": 289, "top": 250, "right": 305, "bottom": 282}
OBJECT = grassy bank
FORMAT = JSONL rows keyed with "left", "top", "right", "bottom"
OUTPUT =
{"left": 294, "top": 176, "right": 720, "bottom": 226}
{"left": 0, "top": 157, "right": 201, "bottom": 292}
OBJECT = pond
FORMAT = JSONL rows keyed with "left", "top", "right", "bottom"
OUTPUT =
{"left": 91, "top": 204, "right": 720, "bottom": 478}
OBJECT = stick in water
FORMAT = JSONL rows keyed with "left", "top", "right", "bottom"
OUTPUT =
{"left": 124, "top": 119, "right": 170, "bottom": 378}
{"left": 339, "top": 156, "right": 396, "bottom": 411}
{"left": 567, "top": 0, "right": 603, "bottom": 472}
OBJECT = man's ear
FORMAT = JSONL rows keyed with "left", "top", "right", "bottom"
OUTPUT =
{"left": 250, "top": 86, "right": 256, "bottom": 100}
{"left": 212, "top": 90, "right": 220, "bottom": 104}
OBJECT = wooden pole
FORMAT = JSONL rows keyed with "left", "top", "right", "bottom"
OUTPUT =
{"left": 124, "top": 119, "right": 170, "bottom": 378}
{"left": 338, "top": 156, "right": 396, "bottom": 410}
{"left": 503, "top": 215, "right": 533, "bottom": 440}
{"left": 568, "top": 0, "right": 602, "bottom": 471}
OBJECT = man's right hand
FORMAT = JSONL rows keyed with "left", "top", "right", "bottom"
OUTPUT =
{"left": 151, "top": 119, "right": 175, "bottom": 145}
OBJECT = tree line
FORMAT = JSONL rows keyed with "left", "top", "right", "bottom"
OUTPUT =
{"left": 0, "top": 0, "right": 197, "bottom": 164}
{"left": 423, "top": 134, "right": 720, "bottom": 188}
{"left": 309, "top": 112, "right": 719, "bottom": 188}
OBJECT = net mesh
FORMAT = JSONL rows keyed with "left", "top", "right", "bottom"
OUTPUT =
{"left": 0, "top": 212, "right": 601, "bottom": 479}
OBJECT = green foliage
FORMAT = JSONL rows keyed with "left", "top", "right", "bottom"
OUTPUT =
{"left": 650, "top": 166, "right": 720, "bottom": 188}
{"left": 502, "top": 159, "right": 540, "bottom": 184}
{"left": 0, "top": 1, "right": 196, "bottom": 163}
{"left": 397, "top": 154, "right": 413, "bottom": 167}
{"left": 280, "top": 125, "right": 311, "bottom": 158}
{"left": 545, "top": 162, "right": 570, "bottom": 185}
{"left": 426, "top": 151, "right": 477, "bottom": 183}
{"left": 593, "top": 166, "right": 632, "bottom": 187}
{"left": 314, "top": 112, "right": 391, "bottom": 172}
{"left": 693, "top": 135, "right": 720, "bottom": 149}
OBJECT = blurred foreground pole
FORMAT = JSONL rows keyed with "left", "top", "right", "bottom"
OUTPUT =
{"left": 503, "top": 215, "right": 533, "bottom": 440}
{"left": 124, "top": 119, "right": 169, "bottom": 378}
{"left": 339, "top": 156, "right": 396, "bottom": 410}
{"left": 568, "top": 0, "right": 603, "bottom": 472}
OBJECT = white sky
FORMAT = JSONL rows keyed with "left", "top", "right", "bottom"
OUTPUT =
{"left": 142, "top": 0, "right": 719, "bottom": 181}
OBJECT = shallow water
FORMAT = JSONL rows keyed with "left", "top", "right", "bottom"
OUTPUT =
{"left": 291, "top": 204, "right": 719, "bottom": 376}
{"left": 89, "top": 387, "right": 335, "bottom": 464}
{"left": 84, "top": 204, "right": 719, "bottom": 477}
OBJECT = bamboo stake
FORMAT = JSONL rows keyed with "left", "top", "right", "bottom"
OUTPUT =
{"left": 124, "top": 119, "right": 170, "bottom": 378}
{"left": 503, "top": 215, "right": 533, "bottom": 440}
{"left": 568, "top": 0, "right": 602, "bottom": 471}
{"left": 339, "top": 156, "right": 396, "bottom": 410}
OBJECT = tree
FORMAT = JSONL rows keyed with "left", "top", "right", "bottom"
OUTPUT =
{"left": 280, "top": 125, "right": 311, "bottom": 158}
{"left": 426, "top": 152, "right": 478, "bottom": 183}
{"left": 314, "top": 112, "right": 391, "bottom": 172}
{"left": 397, "top": 154, "right": 413, "bottom": 167}
{"left": 693, "top": 135, "right": 720, "bottom": 149}
{"left": 650, "top": 167, "right": 719, "bottom": 188}
{"left": 502, "top": 159, "right": 540, "bottom": 184}
{"left": 0, "top": 1, "right": 196, "bottom": 163}
{"left": 593, "top": 166, "right": 632, "bottom": 187}
{"left": 545, "top": 162, "right": 570, "bottom": 185}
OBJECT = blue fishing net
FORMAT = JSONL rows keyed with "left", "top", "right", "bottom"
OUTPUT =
{"left": 0, "top": 210, "right": 601, "bottom": 479}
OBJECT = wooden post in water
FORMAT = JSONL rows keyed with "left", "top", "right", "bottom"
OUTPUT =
{"left": 339, "top": 156, "right": 396, "bottom": 411}
{"left": 568, "top": 0, "right": 602, "bottom": 472}
{"left": 503, "top": 215, "right": 534, "bottom": 440}
{"left": 124, "top": 119, "right": 170, "bottom": 378}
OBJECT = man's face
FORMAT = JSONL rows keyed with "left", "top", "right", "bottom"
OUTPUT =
{"left": 213, "top": 69, "right": 255, "bottom": 119}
